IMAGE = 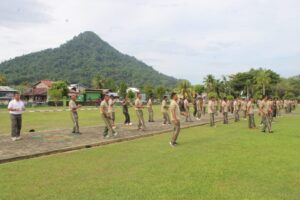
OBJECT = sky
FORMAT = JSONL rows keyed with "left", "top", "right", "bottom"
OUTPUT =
{"left": 1, "top": 0, "right": 300, "bottom": 84}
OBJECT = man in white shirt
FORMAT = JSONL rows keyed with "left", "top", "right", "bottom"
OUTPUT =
{"left": 8, "top": 93, "right": 25, "bottom": 141}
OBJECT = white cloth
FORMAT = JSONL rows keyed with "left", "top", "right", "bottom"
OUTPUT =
{"left": 8, "top": 99, "right": 25, "bottom": 115}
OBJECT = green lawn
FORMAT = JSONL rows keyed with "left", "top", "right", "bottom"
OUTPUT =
{"left": 0, "top": 106, "right": 162, "bottom": 135}
{"left": 0, "top": 114, "right": 299, "bottom": 199}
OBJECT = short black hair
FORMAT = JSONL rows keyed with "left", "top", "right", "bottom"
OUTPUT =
{"left": 170, "top": 92, "right": 177, "bottom": 99}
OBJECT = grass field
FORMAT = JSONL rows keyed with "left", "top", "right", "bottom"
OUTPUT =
{"left": 0, "top": 105, "right": 162, "bottom": 135}
{"left": 0, "top": 113, "right": 299, "bottom": 199}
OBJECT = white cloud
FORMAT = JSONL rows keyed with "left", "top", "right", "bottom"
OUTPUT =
{"left": 1, "top": 0, "right": 300, "bottom": 83}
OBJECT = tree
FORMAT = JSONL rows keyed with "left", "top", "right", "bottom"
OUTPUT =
{"left": 178, "top": 80, "right": 191, "bottom": 98}
{"left": 0, "top": 74, "right": 7, "bottom": 85}
{"left": 256, "top": 70, "right": 271, "bottom": 96}
{"left": 144, "top": 85, "right": 155, "bottom": 99}
{"left": 48, "top": 81, "right": 69, "bottom": 106}
{"left": 48, "top": 89, "right": 63, "bottom": 107}
{"left": 105, "top": 78, "right": 117, "bottom": 91}
{"left": 245, "top": 79, "right": 251, "bottom": 98}
{"left": 127, "top": 90, "right": 135, "bottom": 100}
{"left": 92, "top": 74, "right": 105, "bottom": 89}
{"left": 193, "top": 84, "right": 205, "bottom": 95}
{"left": 203, "top": 74, "right": 216, "bottom": 93}
{"left": 155, "top": 86, "right": 166, "bottom": 100}
{"left": 118, "top": 82, "right": 128, "bottom": 98}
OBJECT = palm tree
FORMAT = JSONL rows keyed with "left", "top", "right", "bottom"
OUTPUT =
{"left": 245, "top": 79, "right": 251, "bottom": 98}
{"left": 256, "top": 70, "right": 271, "bottom": 96}
{"left": 178, "top": 80, "right": 191, "bottom": 98}
{"left": 203, "top": 74, "right": 216, "bottom": 93}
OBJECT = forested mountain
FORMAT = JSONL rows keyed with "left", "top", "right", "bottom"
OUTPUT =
{"left": 0, "top": 31, "right": 178, "bottom": 87}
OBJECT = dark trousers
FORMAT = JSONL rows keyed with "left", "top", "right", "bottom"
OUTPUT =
{"left": 123, "top": 111, "right": 130, "bottom": 124}
{"left": 209, "top": 113, "right": 215, "bottom": 127}
{"left": 11, "top": 114, "right": 22, "bottom": 137}
{"left": 193, "top": 106, "right": 197, "bottom": 117}
{"left": 248, "top": 114, "right": 256, "bottom": 128}
{"left": 223, "top": 112, "right": 228, "bottom": 124}
{"left": 234, "top": 111, "right": 240, "bottom": 122}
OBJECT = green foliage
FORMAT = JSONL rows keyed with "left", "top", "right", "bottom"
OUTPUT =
{"left": 143, "top": 85, "right": 155, "bottom": 98}
{"left": 127, "top": 90, "right": 135, "bottom": 100}
{"left": 48, "top": 81, "right": 68, "bottom": 106}
{"left": 203, "top": 74, "right": 216, "bottom": 93}
{"left": 177, "top": 80, "right": 192, "bottom": 98}
{"left": 0, "top": 74, "right": 6, "bottom": 85}
{"left": 227, "top": 95, "right": 234, "bottom": 100}
{"left": 284, "top": 92, "right": 295, "bottom": 99}
{"left": 208, "top": 92, "right": 217, "bottom": 99}
{"left": 92, "top": 74, "right": 105, "bottom": 89}
{"left": 118, "top": 82, "right": 127, "bottom": 99}
{"left": 193, "top": 84, "right": 205, "bottom": 95}
{"left": 155, "top": 86, "right": 166, "bottom": 100}
{"left": 104, "top": 78, "right": 117, "bottom": 91}
{"left": 50, "top": 81, "right": 69, "bottom": 96}
{"left": 0, "top": 31, "right": 178, "bottom": 88}
{"left": 48, "top": 89, "right": 63, "bottom": 106}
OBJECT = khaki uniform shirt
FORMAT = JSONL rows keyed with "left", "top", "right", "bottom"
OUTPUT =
{"left": 135, "top": 98, "right": 142, "bottom": 111}
{"left": 241, "top": 101, "right": 247, "bottom": 111}
{"left": 161, "top": 99, "right": 168, "bottom": 113}
{"left": 247, "top": 101, "right": 254, "bottom": 114}
{"left": 261, "top": 100, "right": 268, "bottom": 115}
{"left": 169, "top": 99, "right": 180, "bottom": 121}
{"left": 69, "top": 100, "right": 77, "bottom": 112}
{"left": 147, "top": 99, "right": 153, "bottom": 111}
{"left": 233, "top": 100, "right": 239, "bottom": 111}
{"left": 108, "top": 99, "right": 115, "bottom": 113}
{"left": 222, "top": 100, "right": 229, "bottom": 112}
{"left": 100, "top": 100, "right": 108, "bottom": 114}
{"left": 208, "top": 100, "right": 215, "bottom": 114}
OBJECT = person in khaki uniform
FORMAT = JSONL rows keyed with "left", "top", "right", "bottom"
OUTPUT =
{"left": 241, "top": 99, "right": 247, "bottom": 120}
{"left": 196, "top": 97, "right": 203, "bottom": 120}
{"left": 184, "top": 97, "right": 192, "bottom": 122}
{"left": 108, "top": 95, "right": 116, "bottom": 128}
{"left": 100, "top": 94, "right": 118, "bottom": 138}
{"left": 147, "top": 96, "right": 154, "bottom": 122}
{"left": 161, "top": 96, "right": 171, "bottom": 125}
{"left": 267, "top": 98, "right": 274, "bottom": 122}
{"left": 260, "top": 96, "right": 273, "bottom": 133}
{"left": 169, "top": 92, "right": 186, "bottom": 147}
{"left": 69, "top": 95, "right": 81, "bottom": 134}
{"left": 135, "top": 93, "right": 146, "bottom": 131}
{"left": 233, "top": 98, "right": 240, "bottom": 122}
{"left": 221, "top": 97, "right": 229, "bottom": 124}
{"left": 208, "top": 96, "right": 216, "bottom": 127}
{"left": 247, "top": 97, "right": 256, "bottom": 129}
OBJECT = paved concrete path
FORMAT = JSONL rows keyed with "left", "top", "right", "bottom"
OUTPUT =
{"left": 0, "top": 113, "right": 233, "bottom": 164}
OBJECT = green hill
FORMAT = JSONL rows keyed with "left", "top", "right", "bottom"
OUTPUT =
{"left": 0, "top": 31, "right": 178, "bottom": 87}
